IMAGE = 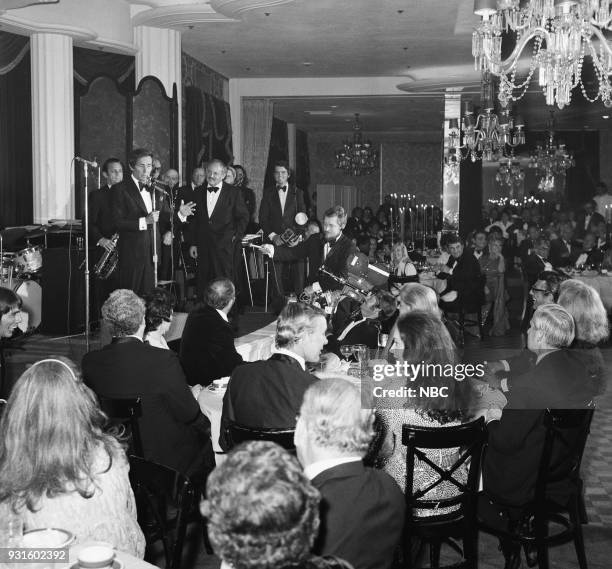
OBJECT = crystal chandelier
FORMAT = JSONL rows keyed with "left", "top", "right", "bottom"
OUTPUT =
{"left": 527, "top": 111, "right": 575, "bottom": 191}
{"left": 335, "top": 113, "right": 378, "bottom": 176}
{"left": 447, "top": 72, "right": 526, "bottom": 162}
{"left": 496, "top": 152, "right": 525, "bottom": 187}
{"left": 472, "top": 0, "right": 612, "bottom": 110}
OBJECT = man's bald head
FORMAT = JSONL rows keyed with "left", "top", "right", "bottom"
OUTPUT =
{"left": 163, "top": 169, "right": 179, "bottom": 188}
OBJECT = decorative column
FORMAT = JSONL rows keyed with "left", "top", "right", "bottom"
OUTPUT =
{"left": 287, "top": 123, "right": 296, "bottom": 170}
{"left": 31, "top": 33, "right": 75, "bottom": 223}
{"left": 134, "top": 25, "right": 182, "bottom": 170}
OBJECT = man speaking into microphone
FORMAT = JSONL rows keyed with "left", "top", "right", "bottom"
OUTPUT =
{"left": 111, "top": 148, "right": 172, "bottom": 295}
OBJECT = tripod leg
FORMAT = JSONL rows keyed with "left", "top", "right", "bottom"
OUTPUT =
{"left": 242, "top": 247, "right": 254, "bottom": 307}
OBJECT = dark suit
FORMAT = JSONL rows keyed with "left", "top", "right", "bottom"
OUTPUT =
{"left": 82, "top": 337, "right": 212, "bottom": 476}
{"left": 259, "top": 184, "right": 307, "bottom": 296}
{"left": 549, "top": 238, "right": 580, "bottom": 268}
{"left": 438, "top": 251, "right": 484, "bottom": 310}
{"left": 523, "top": 252, "right": 547, "bottom": 287}
{"left": 187, "top": 182, "right": 249, "bottom": 295}
{"left": 312, "top": 461, "right": 405, "bottom": 569}
{"left": 575, "top": 211, "right": 605, "bottom": 239}
{"left": 179, "top": 305, "right": 244, "bottom": 387}
{"left": 219, "top": 353, "right": 317, "bottom": 451}
{"left": 275, "top": 233, "right": 357, "bottom": 292}
{"left": 111, "top": 177, "right": 171, "bottom": 295}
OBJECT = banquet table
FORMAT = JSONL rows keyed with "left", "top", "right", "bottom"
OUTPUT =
{"left": 574, "top": 273, "right": 612, "bottom": 311}
{"left": 61, "top": 542, "right": 158, "bottom": 569}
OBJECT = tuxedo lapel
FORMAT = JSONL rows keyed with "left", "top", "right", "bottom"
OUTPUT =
{"left": 126, "top": 178, "right": 149, "bottom": 217}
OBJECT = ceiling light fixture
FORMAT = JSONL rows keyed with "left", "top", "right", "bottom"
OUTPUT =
{"left": 335, "top": 113, "right": 378, "bottom": 176}
{"left": 472, "top": 0, "right": 612, "bottom": 110}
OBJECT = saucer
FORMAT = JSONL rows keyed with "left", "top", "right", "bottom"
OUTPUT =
{"left": 70, "top": 560, "right": 123, "bottom": 569}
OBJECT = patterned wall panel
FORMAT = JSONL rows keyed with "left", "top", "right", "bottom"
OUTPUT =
{"left": 309, "top": 135, "right": 443, "bottom": 210}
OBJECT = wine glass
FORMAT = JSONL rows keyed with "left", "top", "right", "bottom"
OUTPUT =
{"left": 340, "top": 344, "right": 354, "bottom": 362}
{"left": 353, "top": 344, "right": 368, "bottom": 367}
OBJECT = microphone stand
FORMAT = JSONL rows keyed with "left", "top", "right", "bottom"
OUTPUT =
{"left": 82, "top": 161, "right": 91, "bottom": 352}
{"left": 151, "top": 182, "right": 159, "bottom": 288}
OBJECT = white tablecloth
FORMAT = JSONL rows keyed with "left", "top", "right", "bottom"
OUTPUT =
{"left": 234, "top": 321, "right": 276, "bottom": 361}
{"left": 418, "top": 271, "right": 447, "bottom": 295}
{"left": 198, "top": 387, "right": 225, "bottom": 454}
{"left": 575, "top": 274, "right": 612, "bottom": 311}
{"left": 63, "top": 542, "right": 158, "bottom": 569}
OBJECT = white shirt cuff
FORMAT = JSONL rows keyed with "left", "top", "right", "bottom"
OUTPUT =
{"left": 501, "top": 359, "right": 510, "bottom": 372}
{"left": 500, "top": 378, "right": 509, "bottom": 393}
{"left": 139, "top": 217, "right": 147, "bottom": 231}
{"left": 312, "top": 282, "right": 322, "bottom": 293}
{"left": 269, "top": 232, "right": 277, "bottom": 240}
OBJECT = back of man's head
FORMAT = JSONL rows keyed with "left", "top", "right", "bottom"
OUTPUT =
{"left": 295, "top": 379, "right": 374, "bottom": 465}
{"left": 205, "top": 278, "right": 235, "bottom": 311}
{"left": 102, "top": 289, "right": 145, "bottom": 337}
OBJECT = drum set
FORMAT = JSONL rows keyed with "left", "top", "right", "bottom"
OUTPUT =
{"left": 0, "top": 226, "right": 51, "bottom": 334}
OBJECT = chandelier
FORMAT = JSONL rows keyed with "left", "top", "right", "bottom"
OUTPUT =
{"left": 447, "top": 72, "right": 526, "bottom": 162}
{"left": 472, "top": 0, "right": 612, "bottom": 110}
{"left": 335, "top": 113, "right": 378, "bottom": 176}
{"left": 527, "top": 111, "right": 575, "bottom": 191}
{"left": 496, "top": 152, "right": 525, "bottom": 187}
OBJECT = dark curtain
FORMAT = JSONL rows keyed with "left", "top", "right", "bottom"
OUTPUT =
{"left": 73, "top": 46, "right": 135, "bottom": 94}
{"left": 185, "top": 86, "right": 233, "bottom": 174}
{"left": 560, "top": 130, "right": 599, "bottom": 206}
{"left": 295, "top": 129, "right": 311, "bottom": 208}
{"left": 459, "top": 159, "right": 483, "bottom": 237}
{"left": 263, "top": 117, "right": 288, "bottom": 189}
{"left": 0, "top": 32, "right": 32, "bottom": 227}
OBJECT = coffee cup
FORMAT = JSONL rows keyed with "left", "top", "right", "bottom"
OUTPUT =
{"left": 77, "top": 544, "right": 115, "bottom": 569}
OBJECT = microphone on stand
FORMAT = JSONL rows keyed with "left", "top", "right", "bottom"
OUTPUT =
{"left": 75, "top": 156, "right": 98, "bottom": 168}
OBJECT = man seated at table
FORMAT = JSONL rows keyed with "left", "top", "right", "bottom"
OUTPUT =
{"left": 82, "top": 289, "right": 213, "bottom": 477}
{"left": 523, "top": 237, "right": 553, "bottom": 287}
{"left": 480, "top": 304, "right": 594, "bottom": 566}
{"left": 327, "top": 293, "right": 381, "bottom": 355}
{"left": 180, "top": 278, "right": 244, "bottom": 387}
{"left": 574, "top": 231, "right": 605, "bottom": 269}
{"left": 549, "top": 221, "right": 580, "bottom": 268}
{"left": 437, "top": 234, "right": 484, "bottom": 313}
{"left": 295, "top": 379, "right": 405, "bottom": 569}
{"left": 219, "top": 302, "right": 327, "bottom": 451}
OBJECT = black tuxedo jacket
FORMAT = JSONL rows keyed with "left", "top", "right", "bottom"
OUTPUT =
{"left": 187, "top": 182, "right": 249, "bottom": 287}
{"left": 259, "top": 183, "right": 306, "bottom": 239}
{"left": 88, "top": 186, "right": 116, "bottom": 243}
{"left": 581, "top": 247, "right": 604, "bottom": 267}
{"left": 275, "top": 233, "right": 357, "bottom": 291}
{"left": 111, "top": 178, "right": 171, "bottom": 293}
{"left": 219, "top": 353, "right": 317, "bottom": 450}
{"left": 549, "top": 238, "right": 580, "bottom": 268}
{"left": 523, "top": 252, "right": 546, "bottom": 287}
{"left": 311, "top": 461, "right": 405, "bottom": 569}
{"left": 439, "top": 252, "right": 483, "bottom": 306}
{"left": 575, "top": 211, "right": 605, "bottom": 238}
{"left": 179, "top": 305, "right": 244, "bottom": 387}
{"left": 82, "top": 338, "right": 211, "bottom": 475}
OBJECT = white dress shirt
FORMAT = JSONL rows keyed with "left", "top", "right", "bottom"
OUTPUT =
{"left": 271, "top": 347, "right": 306, "bottom": 371}
{"left": 216, "top": 308, "right": 229, "bottom": 322}
{"left": 304, "top": 457, "right": 362, "bottom": 481}
{"left": 134, "top": 175, "right": 153, "bottom": 231}
{"left": 277, "top": 185, "right": 288, "bottom": 214}
{"left": 206, "top": 184, "right": 223, "bottom": 216}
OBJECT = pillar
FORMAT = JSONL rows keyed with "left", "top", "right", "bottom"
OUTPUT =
{"left": 31, "top": 33, "right": 75, "bottom": 223}
{"left": 134, "top": 25, "right": 182, "bottom": 174}
{"left": 287, "top": 122, "right": 296, "bottom": 170}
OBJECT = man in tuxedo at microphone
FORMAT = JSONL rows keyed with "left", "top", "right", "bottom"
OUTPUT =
{"left": 111, "top": 148, "right": 172, "bottom": 295}
{"left": 261, "top": 205, "right": 357, "bottom": 295}
{"left": 259, "top": 161, "right": 307, "bottom": 297}
{"left": 188, "top": 159, "right": 249, "bottom": 298}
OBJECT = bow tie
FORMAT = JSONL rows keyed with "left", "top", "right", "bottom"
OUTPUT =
{"left": 208, "top": 186, "right": 220, "bottom": 193}
{"left": 139, "top": 182, "right": 148, "bottom": 191}
{"left": 277, "top": 186, "right": 287, "bottom": 192}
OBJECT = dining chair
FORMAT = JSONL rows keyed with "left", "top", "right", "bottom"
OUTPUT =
{"left": 227, "top": 423, "right": 296, "bottom": 452}
{"left": 98, "top": 395, "right": 144, "bottom": 457}
{"left": 401, "top": 417, "right": 487, "bottom": 569}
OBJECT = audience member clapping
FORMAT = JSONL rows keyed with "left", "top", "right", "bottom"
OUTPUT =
{"left": 0, "top": 358, "right": 145, "bottom": 556}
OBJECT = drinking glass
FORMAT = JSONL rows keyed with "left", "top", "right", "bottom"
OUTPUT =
{"left": 353, "top": 344, "right": 368, "bottom": 368}
{"left": 340, "top": 344, "right": 354, "bottom": 362}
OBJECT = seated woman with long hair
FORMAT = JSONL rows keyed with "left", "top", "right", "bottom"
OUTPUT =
{"left": 384, "top": 282, "right": 440, "bottom": 354}
{"left": 378, "top": 312, "right": 472, "bottom": 515}
{"left": 0, "top": 358, "right": 145, "bottom": 556}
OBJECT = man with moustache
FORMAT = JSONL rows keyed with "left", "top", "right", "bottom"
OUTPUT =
{"left": 111, "top": 148, "right": 171, "bottom": 295}
{"left": 187, "top": 159, "right": 249, "bottom": 297}
{"left": 261, "top": 205, "right": 357, "bottom": 294}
